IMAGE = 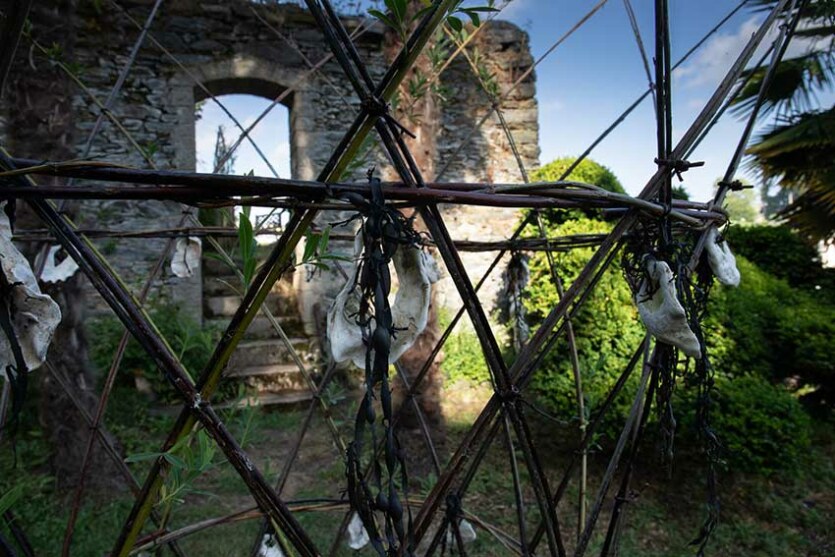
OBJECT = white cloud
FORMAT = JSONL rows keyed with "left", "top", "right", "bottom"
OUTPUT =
{"left": 675, "top": 14, "right": 830, "bottom": 91}
{"left": 675, "top": 16, "right": 764, "bottom": 89}
{"left": 686, "top": 97, "right": 707, "bottom": 110}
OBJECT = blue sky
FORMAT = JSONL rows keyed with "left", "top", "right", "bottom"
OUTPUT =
{"left": 196, "top": 1, "right": 830, "bottom": 203}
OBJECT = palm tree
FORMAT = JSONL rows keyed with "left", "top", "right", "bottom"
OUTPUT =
{"left": 734, "top": 0, "right": 835, "bottom": 241}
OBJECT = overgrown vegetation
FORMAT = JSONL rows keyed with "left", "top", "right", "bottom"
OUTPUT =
{"left": 459, "top": 156, "right": 835, "bottom": 476}
{"left": 87, "top": 302, "right": 235, "bottom": 403}
{"left": 706, "top": 254, "right": 835, "bottom": 408}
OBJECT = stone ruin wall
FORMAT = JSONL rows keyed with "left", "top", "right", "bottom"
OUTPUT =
{"left": 2, "top": 0, "right": 538, "bottom": 337}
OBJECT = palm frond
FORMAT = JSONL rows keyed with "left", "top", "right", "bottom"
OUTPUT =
{"left": 732, "top": 52, "right": 835, "bottom": 117}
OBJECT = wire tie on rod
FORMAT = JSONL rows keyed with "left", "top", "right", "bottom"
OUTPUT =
{"left": 717, "top": 179, "right": 753, "bottom": 192}
{"left": 361, "top": 95, "right": 416, "bottom": 139}
{"left": 653, "top": 157, "right": 704, "bottom": 182}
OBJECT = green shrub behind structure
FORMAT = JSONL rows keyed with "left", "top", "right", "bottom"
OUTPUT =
{"left": 687, "top": 375, "right": 812, "bottom": 473}
{"left": 442, "top": 327, "right": 490, "bottom": 385}
{"left": 727, "top": 224, "right": 835, "bottom": 299}
{"left": 518, "top": 156, "right": 823, "bottom": 472}
{"left": 533, "top": 157, "right": 626, "bottom": 225}
{"left": 88, "top": 303, "right": 234, "bottom": 403}
{"left": 521, "top": 158, "right": 645, "bottom": 439}
{"left": 524, "top": 216, "right": 645, "bottom": 438}
{"left": 533, "top": 156, "right": 626, "bottom": 193}
{"left": 706, "top": 257, "right": 835, "bottom": 406}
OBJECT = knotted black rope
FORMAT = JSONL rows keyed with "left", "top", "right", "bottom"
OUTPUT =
{"left": 361, "top": 95, "right": 416, "bottom": 140}
{"left": 344, "top": 170, "right": 419, "bottom": 557}
{"left": 682, "top": 250, "right": 722, "bottom": 556}
{"left": 440, "top": 493, "right": 466, "bottom": 556}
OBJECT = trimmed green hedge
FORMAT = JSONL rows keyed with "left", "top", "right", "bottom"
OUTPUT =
{"left": 706, "top": 256, "right": 835, "bottom": 406}
{"left": 680, "top": 375, "right": 811, "bottom": 473}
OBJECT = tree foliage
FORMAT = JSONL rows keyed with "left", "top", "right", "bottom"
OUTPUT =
{"left": 533, "top": 156, "right": 625, "bottom": 193}
{"left": 736, "top": 0, "right": 835, "bottom": 240}
{"left": 705, "top": 256, "right": 835, "bottom": 407}
{"left": 521, "top": 159, "right": 642, "bottom": 438}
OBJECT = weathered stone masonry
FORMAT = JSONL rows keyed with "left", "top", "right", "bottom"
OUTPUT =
{"left": 2, "top": 0, "right": 539, "bottom": 355}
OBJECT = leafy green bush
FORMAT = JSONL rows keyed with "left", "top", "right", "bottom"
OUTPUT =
{"left": 523, "top": 216, "right": 646, "bottom": 437}
{"left": 726, "top": 224, "right": 835, "bottom": 300}
{"left": 518, "top": 158, "right": 642, "bottom": 437}
{"left": 441, "top": 327, "right": 491, "bottom": 385}
{"left": 533, "top": 156, "right": 625, "bottom": 193}
{"left": 533, "top": 157, "right": 626, "bottom": 225}
{"left": 705, "top": 257, "right": 835, "bottom": 406}
{"left": 88, "top": 303, "right": 234, "bottom": 403}
{"left": 695, "top": 375, "right": 811, "bottom": 473}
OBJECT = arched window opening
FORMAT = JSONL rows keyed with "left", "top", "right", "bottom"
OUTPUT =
{"left": 195, "top": 93, "right": 291, "bottom": 239}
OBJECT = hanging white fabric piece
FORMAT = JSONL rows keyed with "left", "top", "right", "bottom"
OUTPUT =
{"left": 170, "top": 236, "right": 202, "bottom": 278}
{"left": 40, "top": 244, "right": 79, "bottom": 284}
{"left": 635, "top": 257, "right": 701, "bottom": 358}
{"left": 445, "top": 518, "right": 477, "bottom": 545}
{"left": 705, "top": 227, "right": 740, "bottom": 287}
{"left": 256, "top": 534, "right": 285, "bottom": 557}
{"left": 346, "top": 512, "right": 370, "bottom": 550}
{"left": 0, "top": 203, "right": 62, "bottom": 376}
{"left": 328, "top": 235, "right": 440, "bottom": 368}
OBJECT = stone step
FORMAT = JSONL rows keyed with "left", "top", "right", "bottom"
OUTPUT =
{"left": 202, "top": 273, "right": 296, "bottom": 298}
{"left": 227, "top": 338, "right": 314, "bottom": 369}
{"left": 207, "top": 314, "right": 306, "bottom": 340}
{"left": 225, "top": 362, "right": 301, "bottom": 379}
{"left": 233, "top": 365, "right": 308, "bottom": 394}
{"left": 235, "top": 365, "right": 310, "bottom": 393}
{"left": 215, "top": 390, "right": 314, "bottom": 409}
{"left": 204, "top": 293, "right": 297, "bottom": 319}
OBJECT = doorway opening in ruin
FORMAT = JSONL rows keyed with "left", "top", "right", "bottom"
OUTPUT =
{"left": 195, "top": 92, "right": 292, "bottom": 239}
{"left": 193, "top": 90, "right": 311, "bottom": 406}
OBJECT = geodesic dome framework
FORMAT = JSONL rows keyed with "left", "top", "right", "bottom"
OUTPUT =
{"left": 0, "top": 0, "right": 803, "bottom": 555}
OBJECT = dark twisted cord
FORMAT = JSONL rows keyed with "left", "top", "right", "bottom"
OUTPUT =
{"left": 345, "top": 171, "right": 420, "bottom": 557}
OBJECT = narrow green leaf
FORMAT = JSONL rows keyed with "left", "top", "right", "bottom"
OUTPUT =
{"left": 302, "top": 231, "right": 319, "bottom": 262}
{"left": 0, "top": 485, "right": 25, "bottom": 515}
{"left": 393, "top": 0, "right": 407, "bottom": 23}
{"left": 447, "top": 15, "right": 463, "bottom": 32}
{"left": 244, "top": 259, "right": 256, "bottom": 287}
{"left": 163, "top": 452, "right": 187, "bottom": 470}
{"left": 369, "top": 9, "right": 398, "bottom": 31}
{"left": 464, "top": 10, "right": 480, "bottom": 27}
{"left": 320, "top": 224, "right": 331, "bottom": 253}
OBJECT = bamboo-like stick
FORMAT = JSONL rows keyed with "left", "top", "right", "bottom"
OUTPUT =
{"left": 0, "top": 159, "right": 727, "bottom": 226}
{"left": 415, "top": 0, "right": 791, "bottom": 547}
{"left": 111, "top": 1, "right": 458, "bottom": 553}
{"left": 0, "top": 150, "right": 322, "bottom": 556}
{"left": 0, "top": 0, "right": 33, "bottom": 95}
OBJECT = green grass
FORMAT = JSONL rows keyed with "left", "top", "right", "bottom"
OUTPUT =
{"left": 1, "top": 385, "right": 833, "bottom": 556}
